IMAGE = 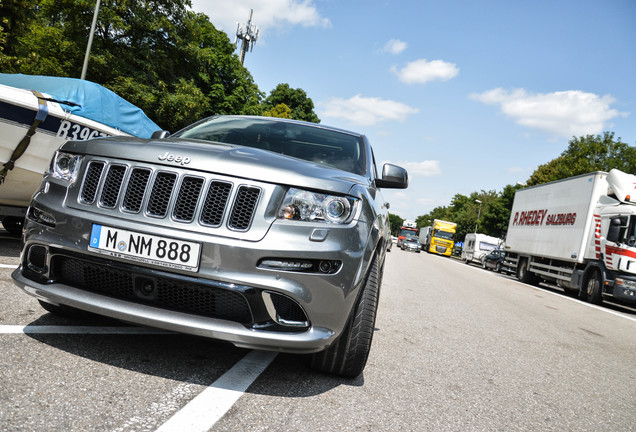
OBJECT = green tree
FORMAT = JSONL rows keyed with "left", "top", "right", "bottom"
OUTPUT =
{"left": 527, "top": 132, "right": 636, "bottom": 186}
{"left": 0, "top": 0, "right": 38, "bottom": 58}
{"left": 388, "top": 213, "right": 404, "bottom": 236}
{"left": 480, "top": 184, "right": 522, "bottom": 239}
{"left": 263, "top": 83, "right": 320, "bottom": 123}
{"left": 263, "top": 103, "right": 293, "bottom": 119}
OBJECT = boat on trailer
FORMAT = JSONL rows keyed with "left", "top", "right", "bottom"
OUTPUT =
{"left": 0, "top": 73, "right": 159, "bottom": 234}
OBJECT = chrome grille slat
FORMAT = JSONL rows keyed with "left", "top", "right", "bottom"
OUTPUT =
{"left": 80, "top": 161, "right": 104, "bottom": 204}
{"left": 147, "top": 172, "right": 177, "bottom": 217}
{"left": 173, "top": 176, "right": 204, "bottom": 222}
{"left": 200, "top": 181, "right": 232, "bottom": 226}
{"left": 229, "top": 186, "right": 261, "bottom": 231}
{"left": 123, "top": 168, "right": 151, "bottom": 213}
{"left": 76, "top": 160, "right": 262, "bottom": 233}
{"left": 100, "top": 165, "right": 126, "bottom": 208}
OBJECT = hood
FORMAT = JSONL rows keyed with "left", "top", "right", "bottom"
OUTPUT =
{"left": 61, "top": 136, "right": 368, "bottom": 195}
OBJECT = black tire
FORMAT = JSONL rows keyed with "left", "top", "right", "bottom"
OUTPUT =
{"left": 495, "top": 262, "right": 502, "bottom": 273}
{"left": 482, "top": 259, "right": 487, "bottom": 269}
{"left": 583, "top": 270, "right": 603, "bottom": 305}
{"left": 517, "top": 258, "right": 537, "bottom": 284}
{"left": 2, "top": 216, "right": 24, "bottom": 235}
{"left": 310, "top": 254, "right": 381, "bottom": 378}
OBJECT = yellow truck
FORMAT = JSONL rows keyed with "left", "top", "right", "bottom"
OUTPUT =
{"left": 428, "top": 219, "right": 457, "bottom": 256}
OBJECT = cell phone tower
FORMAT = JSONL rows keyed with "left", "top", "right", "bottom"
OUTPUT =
{"left": 234, "top": 9, "right": 259, "bottom": 65}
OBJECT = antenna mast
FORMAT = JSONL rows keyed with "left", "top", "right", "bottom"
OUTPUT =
{"left": 234, "top": 9, "right": 259, "bottom": 65}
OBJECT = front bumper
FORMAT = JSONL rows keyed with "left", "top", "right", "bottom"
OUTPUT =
{"left": 13, "top": 266, "right": 335, "bottom": 353}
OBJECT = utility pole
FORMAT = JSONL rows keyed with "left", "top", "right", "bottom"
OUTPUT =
{"left": 474, "top": 199, "right": 482, "bottom": 232}
{"left": 81, "top": 0, "right": 101, "bottom": 79}
{"left": 234, "top": 9, "right": 259, "bottom": 65}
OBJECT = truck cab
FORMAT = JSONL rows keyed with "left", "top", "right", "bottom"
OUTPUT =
{"left": 428, "top": 219, "right": 456, "bottom": 256}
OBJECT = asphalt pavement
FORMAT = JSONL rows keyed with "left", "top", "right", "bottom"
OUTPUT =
{"left": 1, "top": 234, "right": 635, "bottom": 431}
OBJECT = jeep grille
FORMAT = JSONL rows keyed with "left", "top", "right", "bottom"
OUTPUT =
{"left": 78, "top": 160, "right": 261, "bottom": 232}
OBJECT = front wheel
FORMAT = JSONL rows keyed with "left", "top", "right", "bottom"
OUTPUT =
{"left": 583, "top": 270, "right": 603, "bottom": 305}
{"left": 310, "top": 254, "right": 381, "bottom": 378}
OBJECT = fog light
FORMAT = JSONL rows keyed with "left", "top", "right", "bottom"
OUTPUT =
{"left": 319, "top": 260, "right": 333, "bottom": 273}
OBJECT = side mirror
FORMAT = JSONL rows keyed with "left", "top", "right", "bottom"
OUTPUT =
{"left": 151, "top": 130, "right": 171, "bottom": 139}
{"left": 375, "top": 163, "right": 408, "bottom": 189}
{"left": 607, "top": 217, "right": 621, "bottom": 243}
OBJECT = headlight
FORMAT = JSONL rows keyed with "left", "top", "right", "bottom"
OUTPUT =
{"left": 50, "top": 151, "right": 82, "bottom": 182}
{"left": 616, "top": 278, "right": 636, "bottom": 289}
{"left": 278, "top": 188, "right": 357, "bottom": 224}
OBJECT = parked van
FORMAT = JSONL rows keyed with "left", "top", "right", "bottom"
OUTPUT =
{"left": 462, "top": 233, "right": 501, "bottom": 265}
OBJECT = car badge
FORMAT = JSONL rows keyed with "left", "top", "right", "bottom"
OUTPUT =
{"left": 158, "top": 151, "right": 191, "bottom": 165}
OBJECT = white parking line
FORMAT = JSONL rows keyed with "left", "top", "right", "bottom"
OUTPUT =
{"left": 0, "top": 263, "right": 18, "bottom": 269}
{"left": 155, "top": 350, "right": 278, "bottom": 432}
{"left": 2, "top": 324, "right": 278, "bottom": 429}
{"left": 452, "top": 259, "right": 636, "bottom": 323}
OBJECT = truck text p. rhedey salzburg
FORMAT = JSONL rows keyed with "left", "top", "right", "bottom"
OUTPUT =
{"left": 512, "top": 210, "right": 577, "bottom": 226}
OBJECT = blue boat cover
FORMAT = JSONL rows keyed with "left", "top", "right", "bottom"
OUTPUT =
{"left": 0, "top": 73, "right": 160, "bottom": 138}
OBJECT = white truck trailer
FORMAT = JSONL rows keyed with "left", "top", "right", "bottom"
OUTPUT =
{"left": 504, "top": 169, "right": 636, "bottom": 305}
{"left": 419, "top": 226, "right": 432, "bottom": 251}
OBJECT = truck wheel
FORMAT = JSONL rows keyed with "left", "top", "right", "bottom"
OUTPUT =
{"left": 583, "top": 270, "right": 603, "bottom": 305}
{"left": 310, "top": 254, "right": 381, "bottom": 378}
{"left": 517, "top": 258, "right": 537, "bottom": 284}
{"left": 495, "top": 262, "right": 502, "bottom": 273}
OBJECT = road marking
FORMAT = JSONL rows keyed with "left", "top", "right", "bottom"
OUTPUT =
{"left": 2, "top": 324, "right": 278, "bottom": 429}
{"left": 0, "top": 263, "right": 18, "bottom": 269}
{"left": 515, "top": 281, "right": 636, "bottom": 323}
{"left": 0, "top": 325, "right": 173, "bottom": 334}
{"left": 453, "top": 259, "right": 636, "bottom": 323}
{"left": 155, "top": 350, "right": 277, "bottom": 432}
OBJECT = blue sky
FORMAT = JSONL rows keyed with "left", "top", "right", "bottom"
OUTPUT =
{"left": 190, "top": 0, "right": 636, "bottom": 221}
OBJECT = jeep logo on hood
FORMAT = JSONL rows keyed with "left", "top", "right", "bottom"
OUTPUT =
{"left": 158, "top": 151, "right": 191, "bottom": 165}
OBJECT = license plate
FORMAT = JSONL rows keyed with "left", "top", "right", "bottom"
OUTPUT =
{"left": 89, "top": 224, "right": 201, "bottom": 272}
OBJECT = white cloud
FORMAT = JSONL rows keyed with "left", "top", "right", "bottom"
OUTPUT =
{"left": 320, "top": 95, "right": 419, "bottom": 126}
{"left": 190, "top": 0, "right": 330, "bottom": 37}
{"left": 382, "top": 39, "right": 407, "bottom": 55}
{"left": 470, "top": 88, "right": 628, "bottom": 138}
{"left": 386, "top": 160, "right": 442, "bottom": 177}
{"left": 391, "top": 59, "right": 459, "bottom": 85}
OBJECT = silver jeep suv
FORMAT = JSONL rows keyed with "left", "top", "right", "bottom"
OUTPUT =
{"left": 12, "top": 115, "right": 408, "bottom": 377}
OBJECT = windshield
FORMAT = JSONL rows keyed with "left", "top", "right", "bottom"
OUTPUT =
{"left": 433, "top": 230, "right": 455, "bottom": 241}
{"left": 479, "top": 242, "right": 498, "bottom": 252}
{"left": 400, "top": 228, "right": 417, "bottom": 237}
{"left": 175, "top": 116, "right": 366, "bottom": 175}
